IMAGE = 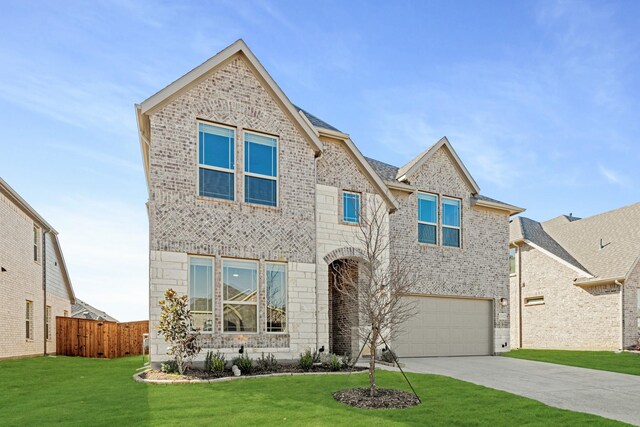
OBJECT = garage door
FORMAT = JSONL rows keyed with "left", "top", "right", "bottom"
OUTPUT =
{"left": 393, "top": 296, "right": 492, "bottom": 357}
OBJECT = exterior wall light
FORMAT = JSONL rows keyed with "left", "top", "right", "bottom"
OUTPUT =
{"left": 499, "top": 298, "right": 508, "bottom": 306}
{"left": 1, "top": 267, "right": 6, "bottom": 272}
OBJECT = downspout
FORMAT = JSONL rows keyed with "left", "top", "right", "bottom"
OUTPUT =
{"left": 314, "top": 153, "right": 320, "bottom": 351}
{"left": 517, "top": 244, "right": 523, "bottom": 349}
{"left": 42, "top": 230, "right": 48, "bottom": 356}
{"left": 617, "top": 279, "right": 624, "bottom": 350}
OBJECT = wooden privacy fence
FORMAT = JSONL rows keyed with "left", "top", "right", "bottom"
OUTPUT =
{"left": 56, "top": 317, "right": 149, "bottom": 358}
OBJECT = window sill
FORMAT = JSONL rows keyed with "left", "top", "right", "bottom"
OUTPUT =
{"left": 340, "top": 220, "right": 360, "bottom": 227}
{"left": 509, "top": 273, "right": 517, "bottom": 278}
{"left": 525, "top": 302, "right": 544, "bottom": 307}
{"left": 243, "top": 202, "right": 281, "bottom": 212}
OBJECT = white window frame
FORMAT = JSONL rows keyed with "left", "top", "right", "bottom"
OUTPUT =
{"left": 243, "top": 130, "right": 279, "bottom": 208}
{"left": 26, "top": 300, "right": 33, "bottom": 340}
{"left": 33, "top": 224, "right": 41, "bottom": 263}
{"left": 188, "top": 255, "right": 214, "bottom": 333}
{"left": 265, "top": 262, "right": 288, "bottom": 334}
{"left": 342, "top": 191, "right": 361, "bottom": 224}
{"left": 196, "top": 120, "right": 236, "bottom": 201}
{"left": 222, "top": 258, "right": 259, "bottom": 334}
{"left": 441, "top": 196, "right": 462, "bottom": 248}
{"left": 417, "top": 192, "right": 438, "bottom": 245}
{"left": 46, "top": 305, "right": 52, "bottom": 340}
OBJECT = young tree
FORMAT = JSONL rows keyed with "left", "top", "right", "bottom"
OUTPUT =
{"left": 332, "top": 198, "right": 420, "bottom": 397}
{"left": 157, "top": 289, "right": 202, "bottom": 375}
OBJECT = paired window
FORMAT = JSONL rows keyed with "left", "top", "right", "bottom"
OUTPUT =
{"left": 342, "top": 191, "right": 360, "bottom": 223}
{"left": 266, "top": 263, "right": 287, "bottom": 333}
{"left": 198, "top": 123, "right": 235, "bottom": 200}
{"left": 223, "top": 260, "right": 258, "bottom": 333}
{"left": 33, "top": 225, "right": 40, "bottom": 262}
{"left": 244, "top": 132, "right": 278, "bottom": 206}
{"left": 46, "top": 306, "right": 52, "bottom": 340}
{"left": 25, "top": 301, "right": 33, "bottom": 340}
{"left": 417, "top": 193, "right": 462, "bottom": 248}
{"left": 197, "top": 122, "right": 279, "bottom": 207}
{"left": 509, "top": 247, "right": 517, "bottom": 275}
{"left": 189, "top": 258, "right": 213, "bottom": 332}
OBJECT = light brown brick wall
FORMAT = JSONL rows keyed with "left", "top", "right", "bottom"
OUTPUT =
{"left": 514, "top": 244, "right": 621, "bottom": 350}
{"left": 389, "top": 147, "right": 511, "bottom": 352}
{"left": 623, "top": 259, "right": 640, "bottom": 347}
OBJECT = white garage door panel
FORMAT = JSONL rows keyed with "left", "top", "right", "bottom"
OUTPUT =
{"left": 393, "top": 296, "right": 492, "bottom": 357}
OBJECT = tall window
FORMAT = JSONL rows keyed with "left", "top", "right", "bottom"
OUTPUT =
{"left": 418, "top": 193, "right": 438, "bottom": 244}
{"left": 342, "top": 191, "right": 360, "bottom": 223}
{"left": 223, "top": 260, "right": 258, "bottom": 332}
{"left": 46, "top": 306, "right": 52, "bottom": 340}
{"left": 244, "top": 132, "right": 278, "bottom": 207}
{"left": 33, "top": 225, "right": 40, "bottom": 262}
{"left": 266, "top": 263, "right": 287, "bottom": 333}
{"left": 189, "top": 257, "right": 213, "bottom": 332}
{"left": 442, "top": 197, "right": 461, "bottom": 248}
{"left": 25, "top": 301, "right": 33, "bottom": 340}
{"left": 509, "top": 247, "right": 517, "bottom": 275}
{"left": 198, "top": 122, "right": 235, "bottom": 200}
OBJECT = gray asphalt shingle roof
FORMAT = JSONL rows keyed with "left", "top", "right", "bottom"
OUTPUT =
{"left": 511, "top": 203, "right": 640, "bottom": 279}
{"left": 294, "top": 105, "right": 341, "bottom": 132}
{"left": 71, "top": 299, "right": 119, "bottom": 322}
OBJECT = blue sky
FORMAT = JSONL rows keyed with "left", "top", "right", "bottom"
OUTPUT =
{"left": 1, "top": 0, "right": 638, "bottom": 321}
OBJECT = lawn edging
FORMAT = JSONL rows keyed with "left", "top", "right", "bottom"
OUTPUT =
{"left": 133, "top": 368, "right": 368, "bottom": 384}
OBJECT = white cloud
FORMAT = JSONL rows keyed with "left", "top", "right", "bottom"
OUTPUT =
{"left": 598, "top": 164, "right": 628, "bottom": 187}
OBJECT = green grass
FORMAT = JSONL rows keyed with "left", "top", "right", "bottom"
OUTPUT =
{"left": 504, "top": 349, "right": 640, "bottom": 376}
{"left": 0, "top": 356, "right": 629, "bottom": 426}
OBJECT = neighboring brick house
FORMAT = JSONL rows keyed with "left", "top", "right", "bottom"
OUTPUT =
{"left": 135, "top": 39, "right": 523, "bottom": 365}
{"left": 509, "top": 204, "right": 640, "bottom": 350}
{"left": 0, "top": 178, "right": 76, "bottom": 359}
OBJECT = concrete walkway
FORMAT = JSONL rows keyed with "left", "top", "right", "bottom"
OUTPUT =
{"left": 399, "top": 356, "right": 640, "bottom": 426}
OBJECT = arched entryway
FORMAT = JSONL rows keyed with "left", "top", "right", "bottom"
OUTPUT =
{"left": 328, "top": 258, "right": 360, "bottom": 357}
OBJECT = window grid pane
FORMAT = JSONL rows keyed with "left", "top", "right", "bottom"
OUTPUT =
{"left": 223, "top": 260, "right": 258, "bottom": 333}
{"left": 198, "top": 124, "right": 234, "bottom": 170}
{"left": 418, "top": 193, "right": 437, "bottom": 224}
{"left": 266, "top": 264, "right": 286, "bottom": 333}
{"left": 443, "top": 227, "right": 460, "bottom": 247}
{"left": 343, "top": 192, "right": 360, "bottom": 223}
{"left": 199, "top": 168, "right": 234, "bottom": 200}
{"left": 418, "top": 223, "right": 437, "bottom": 244}
{"left": 245, "top": 176, "right": 277, "bottom": 207}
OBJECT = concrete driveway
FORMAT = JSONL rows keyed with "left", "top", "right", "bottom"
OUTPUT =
{"left": 400, "top": 356, "right": 640, "bottom": 426}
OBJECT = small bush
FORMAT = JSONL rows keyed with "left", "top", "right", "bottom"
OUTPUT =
{"left": 329, "top": 354, "right": 342, "bottom": 371}
{"left": 299, "top": 349, "right": 314, "bottom": 372}
{"left": 205, "top": 351, "right": 226, "bottom": 375}
{"left": 256, "top": 353, "right": 279, "bottom": 372}
{"left": 341, "top": 355, "right": 353, "bottom": 369}
{"left": 160, "top": 360, "right": 178, "bottom": 374}
{"left": 233, "top": 353, "right": 253, "bottom": 375}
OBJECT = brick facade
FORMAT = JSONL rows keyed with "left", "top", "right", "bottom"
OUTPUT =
{"left": 0, "top": 189, "right": 72, "bottom": 359}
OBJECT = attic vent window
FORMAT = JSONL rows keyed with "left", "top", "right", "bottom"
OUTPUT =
{"left": 525, "top": 296, "right": 544, "bottom": 306}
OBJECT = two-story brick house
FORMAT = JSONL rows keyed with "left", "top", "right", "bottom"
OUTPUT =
{"left": 136, "top": 40, "right": 523, "bottom": 365}
{"left": 0, "top": 178, "right": 76, "bottom": 359}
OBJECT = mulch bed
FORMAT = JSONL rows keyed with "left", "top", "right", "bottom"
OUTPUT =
{"left": 140, "top": 364, "right": 366, "bottom": 381}
{"left": 333, "top": 387, "right": 420, "bottom": 409}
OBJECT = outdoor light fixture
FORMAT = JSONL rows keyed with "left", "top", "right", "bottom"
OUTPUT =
{"left": 499, "top": 298, "right": 508, "bottom": 306}
{"left": 1, "top": 267, "right": 6, "bottom": 272}
{"left": 239, "top": 345, "right": 244, "bottom": 354}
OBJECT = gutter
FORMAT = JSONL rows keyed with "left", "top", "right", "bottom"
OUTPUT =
{"left": 573, "top": 276, "right": 625, "bottom": 287}
{"left": 42, "top": 231, "right": 48, "bottom": 356}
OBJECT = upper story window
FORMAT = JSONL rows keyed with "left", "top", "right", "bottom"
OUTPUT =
{"left": 198, "top": 122, "right": 235, "bottom": 200}
{"left": 244, "top": 132, "right": 278, "bottom": 207}
{"left": 442, "top": 197, "right": 461, "bottom": 248}
{"left": 222, "top": 259, "right": 258, "bottom": 333}
{"left": 418, "top": 193, "right": 438, "bottom": 244}
{"left": 509, "top": 247, "right": 517, "bottom": 275}
{"left": 189, "top": 257, "right": 213, "bottom": 332}
{"left": 342, "top": 191, "right": 360, "bottom": 223}
{"left": 33, "top": 225, "right": 40, "bottom": 263}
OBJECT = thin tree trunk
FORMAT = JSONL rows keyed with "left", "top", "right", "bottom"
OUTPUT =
{"left": 369, "top": 329, "right": 378, "bottom": 397}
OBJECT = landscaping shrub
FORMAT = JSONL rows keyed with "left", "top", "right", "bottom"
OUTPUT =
{"left": 329, "top": 354, "right": 342, "bottom": 371}
{"left": 299, "top": 349, "right": 314, "bottom": 372}
{"left": 161, "top": 360, "right": 178, "bottom": 374}
{"left": 205, "top": 351, "right": 226, "bottom": 375}
{"left": 256, "top": 353, "right": 279, "bottom": 372}
{"left": 233, "top": 353, "right": 253, "bottom": 375}
{"left": 341, "top": 355, "right": 353, "bottom": 369}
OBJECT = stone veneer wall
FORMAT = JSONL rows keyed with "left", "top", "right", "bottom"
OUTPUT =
{"left": 146, "top": 55, "right": 319, "bottom": 363}
{"left": 514, "top": 244, "right": 621, "bottom": 350}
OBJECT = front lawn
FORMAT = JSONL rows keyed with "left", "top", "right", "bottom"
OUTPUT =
{"left": 0, "top": 356, "right": 628, "bottom": 426}
{"left": 504, "top": 349, "right": 640, "bottom": 376}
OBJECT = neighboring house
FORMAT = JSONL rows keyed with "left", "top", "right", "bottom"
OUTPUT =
{"left": 135, "top": 39, "right": 523, "bottom": 366}
{"left": 0, "top": 178, "right": 76, "bottom": 359}
{"left": 71, "top": 298, "right": 118, "bottom": 322}
{"left": 509, "top": 204, "right": 640, "bottom": 350}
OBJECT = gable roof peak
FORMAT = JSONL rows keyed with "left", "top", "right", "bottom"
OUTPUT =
{"left": 395, "top": 136, "right": 480, "bottom": 194}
